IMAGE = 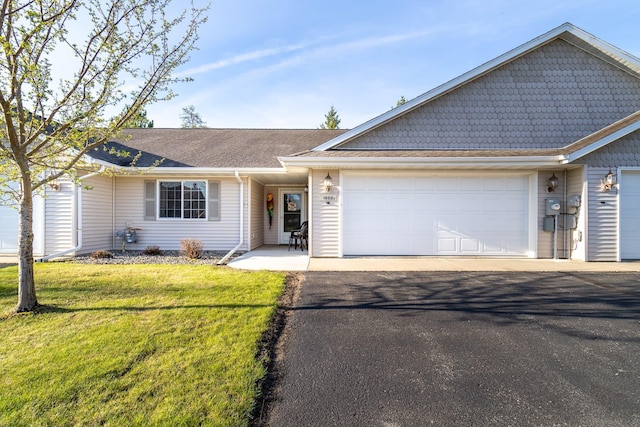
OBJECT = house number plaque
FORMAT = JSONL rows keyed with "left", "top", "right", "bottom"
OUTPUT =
{"left": 322, "top": 195, "right": 337, "bottom": 204}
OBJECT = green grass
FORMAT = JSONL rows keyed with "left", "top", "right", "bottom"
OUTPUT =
{"left": 0, "top": 264, "right": 286, "bottom": 426}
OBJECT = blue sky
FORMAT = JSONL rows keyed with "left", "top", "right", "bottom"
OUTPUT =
{"left": 146, "top": 0, "right": 640, "bottom": 129}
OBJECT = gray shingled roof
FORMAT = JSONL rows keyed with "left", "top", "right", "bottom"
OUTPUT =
{"left": 88, "top": 128, "right": 349, "bottom": 168}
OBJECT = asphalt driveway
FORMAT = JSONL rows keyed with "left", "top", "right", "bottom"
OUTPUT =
{"left": 266, "top": 271, "right": 640, "bottom": 427}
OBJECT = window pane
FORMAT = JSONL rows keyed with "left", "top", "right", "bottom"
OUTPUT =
{"left": 283, "top": 193, "right": 301, "bottom": 232}
{"left": 159, "top": 182, "right": 181, "bottom": 218}
{"left": 183, "top": 181, "right": 207, "bottom": 219}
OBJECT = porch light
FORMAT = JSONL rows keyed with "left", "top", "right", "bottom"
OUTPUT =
{"left": 323, "top": 173, "right": 333, "bottom": 193}
{"left": 603, "top": 168, "right": 616, "bottom": 191}
{"left": 547, "top": 173, "right": 559, "bottom": 193}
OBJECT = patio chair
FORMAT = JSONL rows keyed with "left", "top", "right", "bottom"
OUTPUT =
{"left": 288, "top": 221, "right": 308, "bottom": 251}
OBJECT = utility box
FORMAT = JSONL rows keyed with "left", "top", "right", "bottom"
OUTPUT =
{"left": 567, "top": 194, "right": 581, "bottom": 208}
{"left": 565, "top": 214, "right": 577, "bottom": 230}
{"left": 543, "top": 216, "right": 555, "bottom": 232}
{"left": 545, "top": 198, "right": 561, "bottom": 216}
{"left": 124, "top": 230, "right": 138, "bottom": 243}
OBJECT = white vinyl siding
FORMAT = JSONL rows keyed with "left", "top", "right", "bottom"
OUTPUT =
{"left": 114, "top": 176, "right": 247, "bottom": 251}
{"left": 44, "top": 179, "right": 74, "bottom": 254}
{"left": 586, "top": 166, "right": 618, "bottom": 261}
{"left": 537, "top": 171, "right": 561, "bottom": 259}
{"left": 81, "top": 175, "right": 114, "bottom": 254}
{"left": 341, "top": 171, "right": 533, "bottom": 257}
{"left": 566, "top": 167, "right": 586, "bottom": 261}
{"left": 249, "top": 179, "right": 264, "bottom": 250}
{"left": 536, "top": 169, "right": 585, "bottom": 260}
{"left": 310, "top": 169, "right": 340, "bottom": 257}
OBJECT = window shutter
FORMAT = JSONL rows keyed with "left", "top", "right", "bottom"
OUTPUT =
{"left": 144, "top": 181, "right": 156, "bottom": 220}
{"left": 208, "top": 181, "right": 220, "bottom": 221}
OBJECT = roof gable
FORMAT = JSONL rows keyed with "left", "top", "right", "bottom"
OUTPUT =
{"left": 313, "top": 23, "right": 640, "bottom": 152}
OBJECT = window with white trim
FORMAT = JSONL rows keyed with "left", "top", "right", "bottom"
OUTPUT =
{"left": 159, "top": 180, "right": 207, "bottom": 219}
{"left": 144, "top": 180, "right": 220, "bottom": 221}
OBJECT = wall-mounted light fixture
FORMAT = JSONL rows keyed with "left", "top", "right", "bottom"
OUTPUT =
{"left": 603, "top": 168, "right": 616, "bottom": 191}
{"left": 48, "top": 181, "right": 60, "bottom": 191}
{"left": 304, "top": 184, "right": 309, "bottom": 193}
{"left": 547, "top": 173, "right": 559, "bottom": 193}
{"left": 322, "top": 173, "right": 333, "bottom": 193}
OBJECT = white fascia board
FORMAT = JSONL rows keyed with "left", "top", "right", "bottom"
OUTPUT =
{"left": 280, "top": 155, "right": 566, "bottom": 170}
{"left": 564, "top": 120, "right": 640, "bottom": 163}
{"left": 565, "top": 26, "right": 640, "bottom": 76}
{"left": 312, "top": 23, "right": 578, "bottom": 152}
{"left": 83, "top": 157, "right": 120, "bottom": 168}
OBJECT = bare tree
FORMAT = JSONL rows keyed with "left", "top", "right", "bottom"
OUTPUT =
{"left": 180, "top": 105, "right": 207, "bottom": 128}
{"left": 0, "top": 0, "right": 208, "bottom": 313}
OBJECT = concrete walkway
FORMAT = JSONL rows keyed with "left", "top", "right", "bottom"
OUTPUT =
{"left": 225, "top": 247, "right": 640, "bottom": 272}
{"left": 227, "top": 245, "right": 309, "bottom": 271}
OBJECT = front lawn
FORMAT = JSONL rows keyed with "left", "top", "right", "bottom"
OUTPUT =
{"left": 0, "top": 264, "right": 286, "bottom": 426}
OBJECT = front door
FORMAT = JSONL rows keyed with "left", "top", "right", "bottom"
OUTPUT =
{"left": 279, "top": 189, "right": 305, "bottom": 244}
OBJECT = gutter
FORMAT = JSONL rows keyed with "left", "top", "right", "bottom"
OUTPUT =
{"left": 112, "top": 165, "right": 286, "bottom": 176}
{"left": 279, "top": 155, "right": 568, "bottom": 170}
{"left": 217, "top": 171, "right": 243, "bottom": 265}
{"left": 38, "top": 167, "right": 106, "bottom": 261}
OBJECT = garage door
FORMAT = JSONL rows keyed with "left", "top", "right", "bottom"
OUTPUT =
{"left": 343, "top": 173, "right": 531, "bottom": 256}
{"left": 620, "top": 171, "right": 640, "bottom": 260}
{"left": 0, "top": 201, "right": 19, "bottom": 254}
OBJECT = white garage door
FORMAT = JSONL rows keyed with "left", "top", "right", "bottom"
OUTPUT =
{"left": 0, "top": 201, "right": 19, "bottom": 254}
{"left": 620, "top": 171, "right": 640, "bottom": 260}
{"left": 343, "top": 173, "right": 531, "bottom": 256}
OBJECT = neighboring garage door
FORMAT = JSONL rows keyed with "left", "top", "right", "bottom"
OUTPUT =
{"left": 0, "top": 201, "right": 19, "bottom": 254}
{"left": 620, "top": 171, "right": 640, "bottom": 260}
{"left": 342, "top": 172, "right": 532, "bottom": 256}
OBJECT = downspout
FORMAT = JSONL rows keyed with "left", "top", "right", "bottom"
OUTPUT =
{"left": 38, "top": 167, "right": 106, "bottom": 261}
{"left": 217, "top": 171, "right": 244, "bottom": 265}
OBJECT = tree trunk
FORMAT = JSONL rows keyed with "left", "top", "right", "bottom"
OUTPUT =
{"left": 15, "top": 179, "right": 38, "bottom": 313}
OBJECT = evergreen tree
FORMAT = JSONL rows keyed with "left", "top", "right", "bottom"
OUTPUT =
{"left": 319, "top": 106, "right": 341, "bottom": 129}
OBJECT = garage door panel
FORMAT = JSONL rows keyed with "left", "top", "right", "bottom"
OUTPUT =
{"left": 0, "top": 204, "right": 19, "bottom": 253}
{"left": 343, "top": 174, "right": 530, "bottom": 256}
{"left": 437, "top": 238, "right": 457, "bottom": 252}
{"left": 460, "top": 238, "right": 480, "bottom": 252}
{"left": 620, "top": 171, "right": 640, "bottom": 259}
{"left": 391, "top": 213, "right": 414, "bottom": 231}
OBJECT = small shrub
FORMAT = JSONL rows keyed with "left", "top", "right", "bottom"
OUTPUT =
{"left": 180, "top": 239, "right": 204, "bottom": 259}
{"left": 89, "top": 250, "right": 113, "bottom": 259}
{"left": 142, "top": 245, "right": 163, "bottom": 256}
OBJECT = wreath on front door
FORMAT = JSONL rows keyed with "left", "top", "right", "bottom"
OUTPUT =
{"left": 266, "top": 193, "right": 274, "bottom": 229}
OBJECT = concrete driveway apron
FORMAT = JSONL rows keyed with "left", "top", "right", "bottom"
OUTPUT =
{"left": 267, "top": 271, "right": 640, "bottom": 427}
